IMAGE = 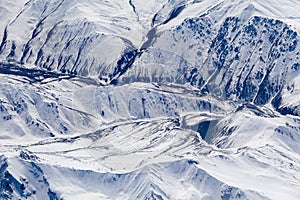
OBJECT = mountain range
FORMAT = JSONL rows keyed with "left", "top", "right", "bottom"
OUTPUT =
{"left": 0, "top": 0, "right": 300, "bottom": 199}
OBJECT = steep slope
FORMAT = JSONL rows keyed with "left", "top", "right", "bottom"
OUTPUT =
{"left": 122, "top": 1, "right": 300, "bottom": 109}
{"left": 0, "top": 0, "right": 300, "bottom": 199}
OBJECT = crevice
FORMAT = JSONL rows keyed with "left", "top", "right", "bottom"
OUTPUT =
{"left": 34, "top": 21, "right": 63, "bottom": 66}
{"left": 162, "top": 5, "right": 186, "bottom": 25}
{"left": 0, "top": 26, "right": 8, "bottom": 54}
{"left": 9, "top": 0, "right": 35, "bottom": 26}
{"left": 129, "top": 0, "right": 140, "bottom": 22}
{"left": 129, "top": 0, "right": 136, "bottom": 14}
{"left": 20, "top": 0, "right": 66, "bottom": 64}
{"left": 107, "top": 49, "right": 142, "bottom": 85}
{"left": 71, "top": 38, "right": 88, "bottom": 74}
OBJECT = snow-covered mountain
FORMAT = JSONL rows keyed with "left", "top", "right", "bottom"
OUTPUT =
{"left": 0, "top": 0, "right": 300, "bottom": 199}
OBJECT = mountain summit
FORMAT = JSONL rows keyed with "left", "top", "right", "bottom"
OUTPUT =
{"left": 0, "top": 0, "right": 300, "bottom": 199}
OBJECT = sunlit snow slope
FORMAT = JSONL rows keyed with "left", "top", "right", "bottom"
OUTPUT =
{"left": 0, "top": 0, "right": 300, "bottom": 199}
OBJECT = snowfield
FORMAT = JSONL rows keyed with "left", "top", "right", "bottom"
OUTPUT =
{"left": 0, "top": 0, "right": 300, "bottom": 199}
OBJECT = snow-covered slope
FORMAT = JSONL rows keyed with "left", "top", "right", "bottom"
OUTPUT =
{"left": 0, "top": 0, "right": 300, "bottom": 199}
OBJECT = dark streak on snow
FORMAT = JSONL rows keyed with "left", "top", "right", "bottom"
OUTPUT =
{"left": 129, "top": 0, "right": 136, "bottom": 14}
{"left": 20, "top": 0, "right": 66, "bottom": 64}
{"left": 0, "top": 27, "right": 7, "bottom": 54}
{"left": 0, "top": 62, "right": 75, "bottom": 84}
{"left": 140, "top": 28, "right": 156, "bottom": 50}
{"left": 163, "top": 5, "right": 185, "bottom": 25}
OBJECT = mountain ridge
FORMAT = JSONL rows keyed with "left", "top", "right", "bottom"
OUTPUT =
{"left": 0, "top": 0, "right": 300, "bottom": 199}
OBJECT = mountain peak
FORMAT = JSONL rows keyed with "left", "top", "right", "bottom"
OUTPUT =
{"left": 0, "top": 0, "right": 300, "bottom": 199}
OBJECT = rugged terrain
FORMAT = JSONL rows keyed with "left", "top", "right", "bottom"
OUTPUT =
{"left": 0, "top": 0, "right": 300, "bottom": 199}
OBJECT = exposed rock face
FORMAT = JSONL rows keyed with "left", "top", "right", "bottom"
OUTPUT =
{"left": 0, "top": 0, "right": 300, "bottom": 199}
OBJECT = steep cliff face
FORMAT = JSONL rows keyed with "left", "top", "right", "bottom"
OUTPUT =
{"left": 0, "top": 0, "right": 300, "bottom": 199}
{"left": 0, "top": 0, "right": 299, "bottom": 108}
{"left": 122, "top": 14, "right": 299, "bottom": 108}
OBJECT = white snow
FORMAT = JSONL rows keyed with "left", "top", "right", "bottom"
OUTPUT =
{"left": 0, "top": 0, "right": 300, "bottom": 199}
